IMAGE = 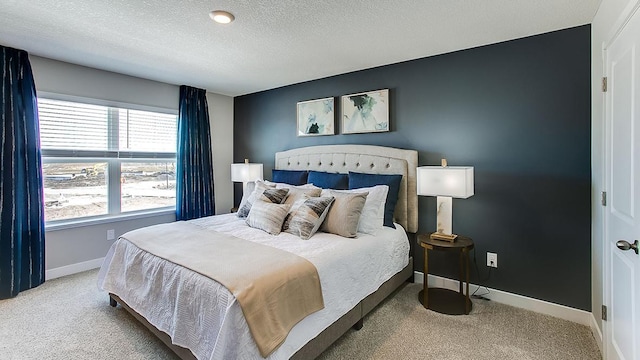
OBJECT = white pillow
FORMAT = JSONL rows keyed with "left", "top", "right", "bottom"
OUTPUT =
{"left": 282, "top": 186, "right": 322, "bottom": 206}
{"left": 326, "top": 185, "right": 388, "bottom": 235}
{"left": 264, "top": 180, "right": 320, "bottom": 190}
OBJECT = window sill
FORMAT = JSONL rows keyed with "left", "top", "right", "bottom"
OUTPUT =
{"left": 45, "top": 208, "right": 176, "bottom": 232}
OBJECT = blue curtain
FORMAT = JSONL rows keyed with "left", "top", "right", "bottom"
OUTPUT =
{"left": 176, "top": 85, "right": 215, "bottom": 220}
{"left": 0, "top": 46, "right": 45, "bottom": 299}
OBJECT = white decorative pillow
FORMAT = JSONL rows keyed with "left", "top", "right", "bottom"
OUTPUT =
{"left": 272, "top": 187, "right": 322, "bottom": 228}
{"left": 320, "top": 190, "right": 368, "bottom": 238}
{"left": 284, "top": 196, "right": 335, "bottom": 240}
{"left": 329, "top": 185, "right": 388, "bottom": 235}
{"left": 246, "top": 199, "right": 291, "bottom": 235}
{"left": 261, "top": 188, "right": 289, "bottom": 204}
{"left": 282, "top": 193, "right": 312, "bottom": 230}
{"left": 237, "top": 181, "right": 281, "bottom": 218}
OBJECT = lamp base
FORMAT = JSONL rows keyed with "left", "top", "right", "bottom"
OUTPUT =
{"left": 430, "top": 232, "right": 458, "bottom": 242}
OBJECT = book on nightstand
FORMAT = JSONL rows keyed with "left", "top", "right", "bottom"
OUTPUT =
{"left": 429, "top": 232, "right": 458, "bottom": 242}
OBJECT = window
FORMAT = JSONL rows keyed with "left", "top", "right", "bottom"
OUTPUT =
{"left": 39, "top": 98, "right": 177, "bottom": 223}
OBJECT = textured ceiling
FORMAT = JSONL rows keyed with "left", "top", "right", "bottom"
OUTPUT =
{"left": 0, "top": 0, "right": 599, "bottom": 96}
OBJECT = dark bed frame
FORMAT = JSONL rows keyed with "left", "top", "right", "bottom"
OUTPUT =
{"left": 110, "top": 258, "right": 413, "bottom": 360}
{"left": 109, "top": 145, "right": 419, "bottom": 359}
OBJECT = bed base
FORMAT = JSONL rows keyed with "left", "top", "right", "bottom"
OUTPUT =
{"left": 109, "top": 257, "right": 413, "bottom": 360}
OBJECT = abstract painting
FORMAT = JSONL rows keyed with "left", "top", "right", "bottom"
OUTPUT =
{"left": 297, "top": 97, "right": 335, "bottom": 136}
{"left": 341, "top": 89, "right": 389, "bottom": 134}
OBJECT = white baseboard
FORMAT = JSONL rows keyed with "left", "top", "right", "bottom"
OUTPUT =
{"left": 590, "top": 312, "right": 603, "bottom": 354}
{"left": 414, "top": 271, "right": 592, "bottom": 326}
{"left": 46, "top": 257, "right": 105, "bottom": 280}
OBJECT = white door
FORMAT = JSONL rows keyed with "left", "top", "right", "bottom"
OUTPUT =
{"left": 604, "top": 5, "right": 640, "bottom": 360}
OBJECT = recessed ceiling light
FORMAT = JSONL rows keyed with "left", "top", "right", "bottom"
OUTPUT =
{"left": 210, "top": 10, "right": 235, "bottom": 24}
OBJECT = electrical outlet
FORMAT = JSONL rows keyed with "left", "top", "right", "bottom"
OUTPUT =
{"left": 106, "top": 229, "right": 115, "bottom": 241}
{"left": 487, "top": 252, "right": 498, "bottom": 268}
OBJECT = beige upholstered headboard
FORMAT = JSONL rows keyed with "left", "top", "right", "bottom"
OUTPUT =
{"left": 275, "top": 145, "right": 418, "bottom": 233}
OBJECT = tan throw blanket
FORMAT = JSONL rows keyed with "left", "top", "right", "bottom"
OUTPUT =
{"left": 121, "top": 221, "right": 324, "bottom": 357}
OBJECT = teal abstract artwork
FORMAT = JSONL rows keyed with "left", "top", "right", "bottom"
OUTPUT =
{"left": 297, "top": 97, "right": 335, "bottom": 136}
{"left": 341, "top": 89, "right": 389, "bottom": 134}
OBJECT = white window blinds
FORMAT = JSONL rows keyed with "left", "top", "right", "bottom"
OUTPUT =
{"left": 119, "top": 109, "right": 177, "bottom": 152}
{"left": 39, "top": 98, "right": 177, "bottom": 157}
{"left": 39, "top": 99, "right": 109, "bottom": 150}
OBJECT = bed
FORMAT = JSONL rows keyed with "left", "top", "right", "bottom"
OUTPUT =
{"left": 98, "top": 144, "right": 418, "bottom": 360}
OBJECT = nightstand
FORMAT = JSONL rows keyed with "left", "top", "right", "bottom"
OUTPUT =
{"left": 418, "top": 233, "right": 474, "bottom": 315}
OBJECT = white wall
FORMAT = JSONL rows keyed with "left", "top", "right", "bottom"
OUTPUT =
{"left": 44, "top": 213, "right": 176, "bottom": 272}
{"left": 29, "top": 56, "right": 234, "bottom": 275}
{"left": 30, "top": 56, "right": 179, "bottom": 110}
{"left": 591, "top": 0, "right": 635, "bottom": 338}
{"left": 207, "top": 92, "right": 234, "bottom": 214}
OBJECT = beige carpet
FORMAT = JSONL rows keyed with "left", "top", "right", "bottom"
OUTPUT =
{"left": 0, "top": 270, "right": 601, "bottom": 360}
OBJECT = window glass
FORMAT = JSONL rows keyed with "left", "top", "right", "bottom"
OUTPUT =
{"left": 121, "top": 162, "right": 176, "bottom": 213}
{"left": 42, "top": 162, "right": 108, "bottom": 221}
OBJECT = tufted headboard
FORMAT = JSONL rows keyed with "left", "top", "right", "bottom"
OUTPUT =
{"left": 275, "top": 145, "right": 418, "bottom": 233}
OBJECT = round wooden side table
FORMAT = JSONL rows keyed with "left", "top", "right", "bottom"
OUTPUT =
{"left": 418, "top": 233, "right": 474, "bottom": 315}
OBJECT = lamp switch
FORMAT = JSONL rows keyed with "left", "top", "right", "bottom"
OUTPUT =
{"left": 487, "top": 252, "right": 498, "bottom": 268}
{"left": 107, "top": 229, "right": 115, "bottom": 241}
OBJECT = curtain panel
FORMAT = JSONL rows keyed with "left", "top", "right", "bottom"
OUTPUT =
{"left": 176, "top": 85, "right": 215, "bottom": 220}
{"left": 0, "top": 45, "right": 45, "bottom": 299}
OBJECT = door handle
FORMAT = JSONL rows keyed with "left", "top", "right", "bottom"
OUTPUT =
{"left": 616, "top": 240, "right": 639, "bottom": 255}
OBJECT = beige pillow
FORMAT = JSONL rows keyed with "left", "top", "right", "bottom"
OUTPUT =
{"left": 329, "top": 185, "right": 388, "bottom": 235}
{"left": 320, "top": 190, "right": 368, "bottom": 238}
{"left": 283, "top": 186, "right": 322, "bottom": 206}
{"left": 246, "top": 199, "right": 291, "bottom": 235}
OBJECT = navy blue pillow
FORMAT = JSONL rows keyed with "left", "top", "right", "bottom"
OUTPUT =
{"left": 307, "top": 171, "right": 349, "bottom": 190}
{"left": 272, "top": 169, "right": 308, "bottom": 185}
{"left": 348, "top": 171, "right": 402, "bottom": 228}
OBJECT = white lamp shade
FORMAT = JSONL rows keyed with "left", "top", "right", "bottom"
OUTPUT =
{"left": 417, "top": 166, "right": 474, "bottom": 199}
{"left": 231, "top": 163, "right": 263, "bottom": 183}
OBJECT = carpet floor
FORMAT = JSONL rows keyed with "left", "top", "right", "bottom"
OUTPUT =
{"left": 0, "top": 270, "right": 601, "bottom": 360}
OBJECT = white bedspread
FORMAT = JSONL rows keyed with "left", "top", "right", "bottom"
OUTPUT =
{"left": 97, "top": 213, "right": 409, "bottom": 360}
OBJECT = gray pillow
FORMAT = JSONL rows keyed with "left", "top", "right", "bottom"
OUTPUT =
{"left": 246, "top": 199, "right": 291, "bottom": 235}
{"left": 284, "top": 196, "right": 335, "bottom": 240}
{"left": 237, "top": 185, "right": 287, "bottom": 218}
{"left": 320, "top": 190, "right": 368, "bottom": 238}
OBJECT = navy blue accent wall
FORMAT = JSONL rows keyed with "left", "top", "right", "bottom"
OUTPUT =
{"left": 234, "top": 25, "right": 591, "bottom": 310}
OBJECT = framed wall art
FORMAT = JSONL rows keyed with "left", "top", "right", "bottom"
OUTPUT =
{"left": 297, "top": 97, "right": 335, "bottom": 136}
{"left": 341, "top": 89, "right": 389, "bottom": 134}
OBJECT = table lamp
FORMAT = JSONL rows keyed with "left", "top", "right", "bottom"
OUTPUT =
{"left": 231, "top": 159, "right": 263, "bottom": 194}
{"left": 417, "top": 159, "right": 474, "bottom": 241}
